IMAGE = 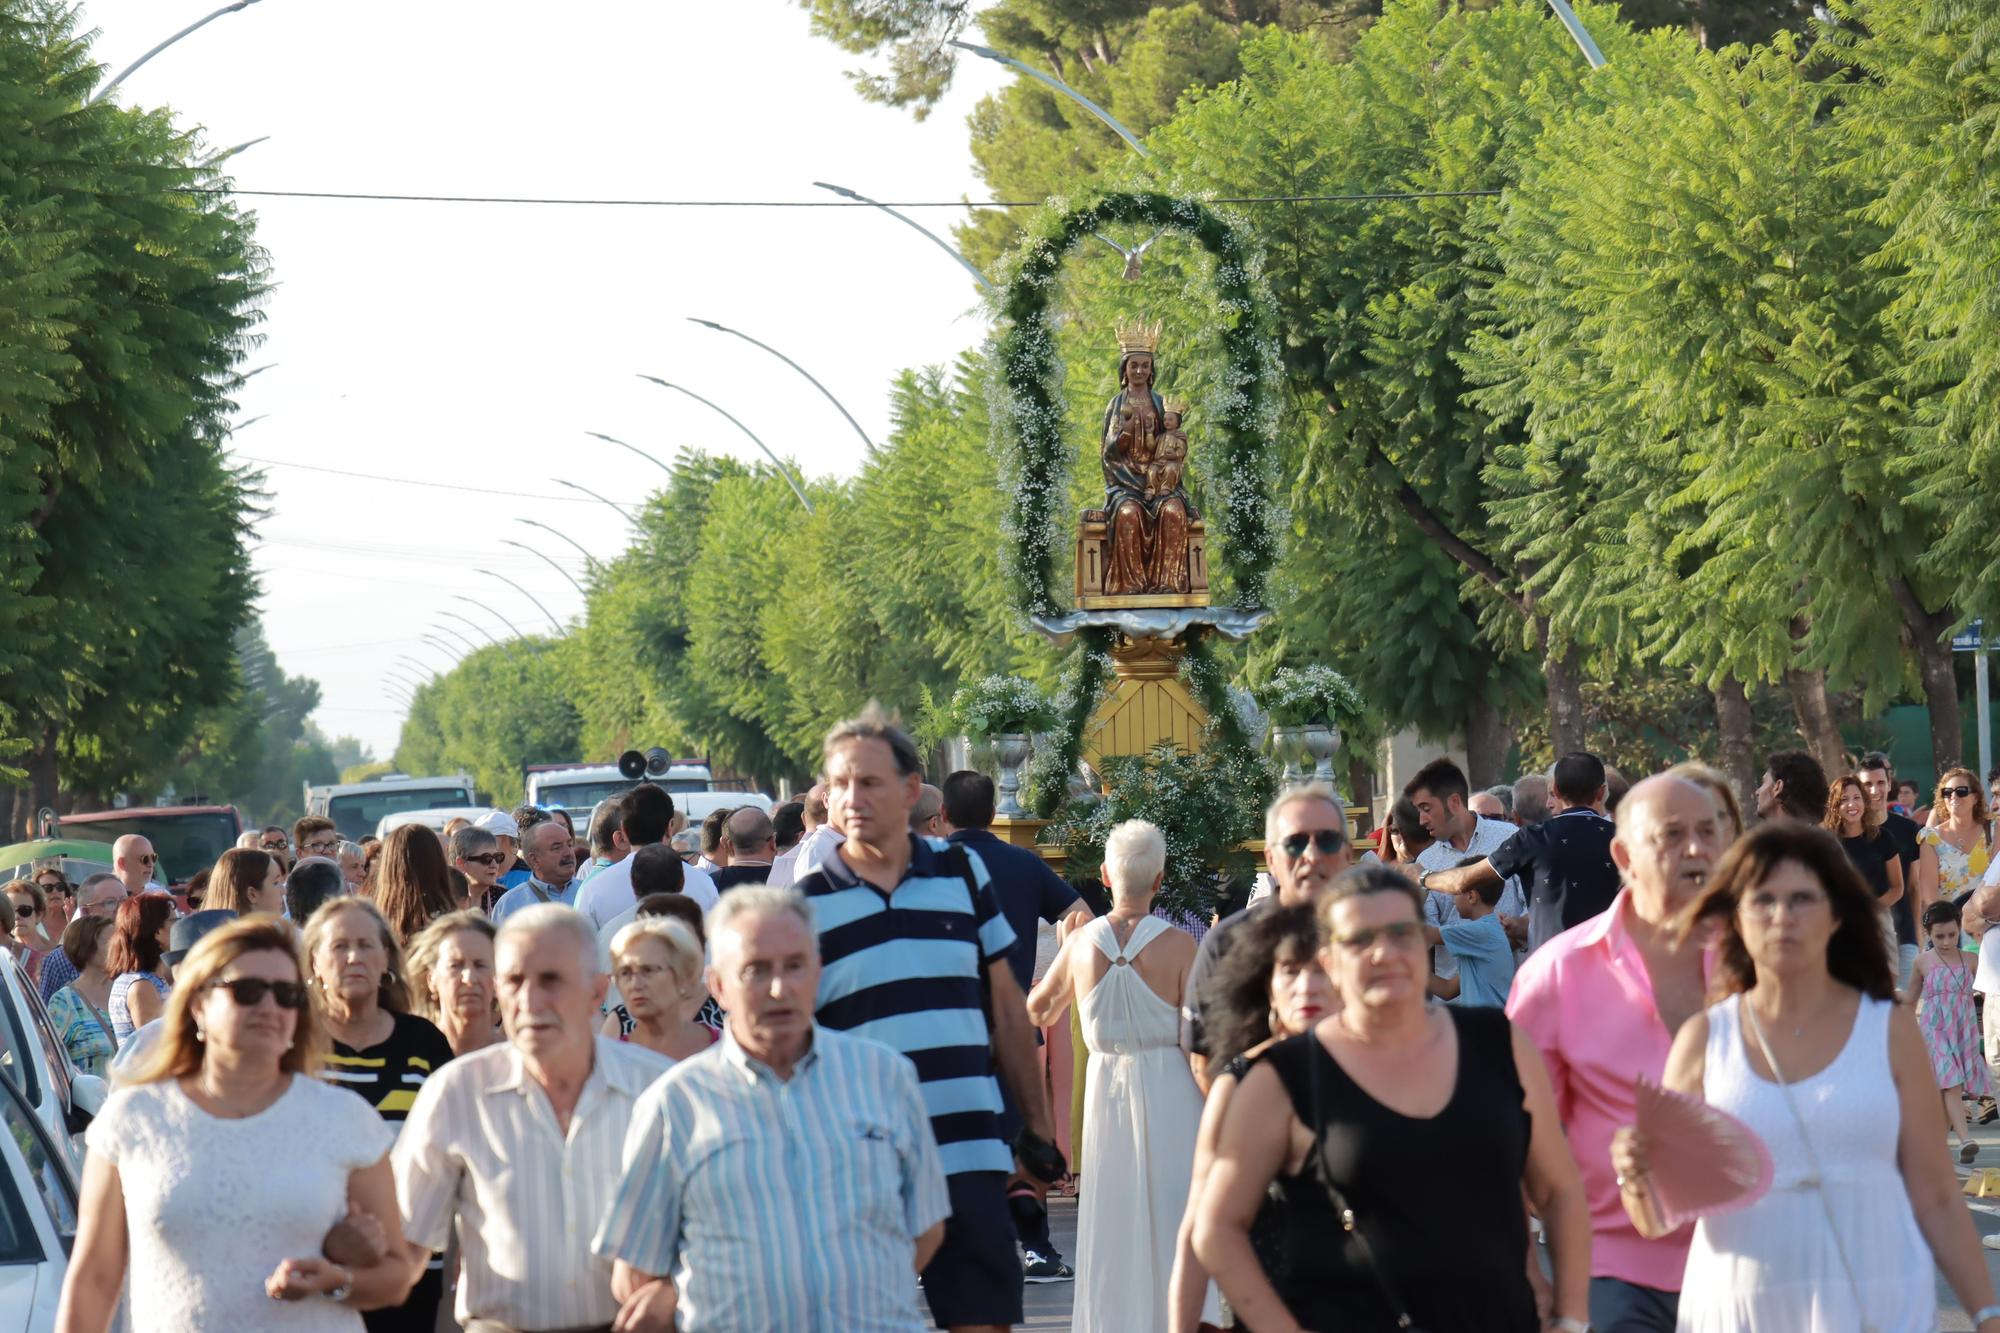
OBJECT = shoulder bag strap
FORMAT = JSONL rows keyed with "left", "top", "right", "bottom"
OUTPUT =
{"left": 1740, "top": 1001, "right": 1877, "bottom": 1333}
{"left": 77, "top": 991, "right": 119, "bottom": 1053}
{"left": 1307, "top": 1031, "right": 1421, "bottom": 1332}
{"left": 949, "top": 846, "right": 997, "bottom": 1049}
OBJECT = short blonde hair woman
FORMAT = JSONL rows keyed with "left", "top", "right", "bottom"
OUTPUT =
{"left": 403, "top": 910, "right": 499, "bottom": 1057}
{"left": 57, "top": 918, "right": 422, "bottom": 1330}
{"left": 601, "top": 916, "right": 713, "bottom": 1062}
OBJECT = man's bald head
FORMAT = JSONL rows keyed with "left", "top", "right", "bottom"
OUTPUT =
{"left": 111, "top": 835, "right": 155, "bottom": 893}
{"left": 724, "top": 806, "right": 776, "bottom": 863}
{"left": 1613, "top": 775, "right": 1727, "bottom": 921}
{"left": 911, "top": 783, "right": 944, "bottom": 838}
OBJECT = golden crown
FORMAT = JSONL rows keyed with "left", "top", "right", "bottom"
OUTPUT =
{"left": 1115, "top": 319, "right": 1162, "bottom": 356}
{"left": 1163, "top": 398, "right": 1190, "bottom": 417}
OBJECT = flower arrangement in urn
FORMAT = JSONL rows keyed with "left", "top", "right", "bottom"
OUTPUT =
{"left": 1256, "top": 665, "right": 1365, "bottom": 729}
{"left": 1256, "top": 665, "right": 1364, "bottom": 789}
{"left": 940, "top": 674, "right": 1059, "bottom": 739}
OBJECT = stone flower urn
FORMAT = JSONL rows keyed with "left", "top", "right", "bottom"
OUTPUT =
{"left": 993, "top": 733, "right": 1034, "bottom": 817}
{"left": 1267, "top": 725, "right": 1308, "bottom": 784}
{"left": 1298, "top": 723, "right": 1345, "bottom": 802}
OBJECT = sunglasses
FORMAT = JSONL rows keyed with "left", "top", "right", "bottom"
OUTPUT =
{"left": 185, "top": 894, "right": 204, "bottom": 910}
{"left": 134, "top": 854, "right": 158, "bottom": 865}
{"left": 208, "top": 977, "right": 307, "bottom": 1010}
{"left": 8, "top": 903, "right": 36, "bottom": 919}
{"left": 1279, "top": 829, "right": 1347, "bottom": 858}
{"left": 260, "top": 842, "right": 288, "bottom": 852}
{"left": 1943, "top": 786, "right": 1976, "bottom": 799}
{"left": 462, "top": 853, "right": 507, "bottom": 868}
{"left": 1332, "top": 920, "right": 1427, "bottom": 953}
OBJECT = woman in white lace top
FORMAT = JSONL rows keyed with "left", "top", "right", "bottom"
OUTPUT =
{"left": 55, "top": 917, "right": 421, "bottom": 1333}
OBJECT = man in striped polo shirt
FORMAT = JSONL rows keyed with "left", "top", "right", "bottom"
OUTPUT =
{"left": 796, "top": 704, "right": 1060, "bottom": 1332}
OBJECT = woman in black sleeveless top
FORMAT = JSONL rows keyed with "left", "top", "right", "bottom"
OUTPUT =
{"left": 1193, "top": 866, "right": 1591, "bottom": 1332}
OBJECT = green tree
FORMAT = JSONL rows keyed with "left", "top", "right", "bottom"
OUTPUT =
{"left": 393, "top": 639, "right": 581, "bottom": 803}
{"left": 0, "top": 2, "right": 266, "bottom": 834}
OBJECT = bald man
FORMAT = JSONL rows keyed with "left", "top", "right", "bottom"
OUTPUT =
{"left": 111, "top": 835, "right": 157, "bottom": 897}
{"left": 1506, "top": 776, "right": 1727, "bottom": 1332}
{"left": 911, "top": 783, "right": 944, "bottom": 840}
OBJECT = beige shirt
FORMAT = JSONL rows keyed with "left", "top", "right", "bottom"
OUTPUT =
{"left": 393, "top": 1034, "right": 672, "bottom": 1329}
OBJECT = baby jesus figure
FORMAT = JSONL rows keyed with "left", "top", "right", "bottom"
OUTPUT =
{"left": 1146, "top": 403, "right": 1189, "bottom": 500}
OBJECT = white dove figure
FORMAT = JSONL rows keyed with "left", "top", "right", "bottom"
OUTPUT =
{"left": 1092, "top": 228, "right": 1169, "bottom": 280}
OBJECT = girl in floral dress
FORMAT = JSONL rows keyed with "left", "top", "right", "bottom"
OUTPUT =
{"left": 1916, "top": 899, "right": 1993, "bottom": 1162}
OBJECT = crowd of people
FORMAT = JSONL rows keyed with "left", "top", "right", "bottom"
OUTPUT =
{"left": 23, "top": 712, "right": 2000, "bottom": 1331}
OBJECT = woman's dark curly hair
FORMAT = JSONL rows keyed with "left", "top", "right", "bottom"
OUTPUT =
{"left": 1198, "top": 903, "right": 1321, "bottom": 1071}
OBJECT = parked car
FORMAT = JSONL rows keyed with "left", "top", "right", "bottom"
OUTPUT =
{"left": 306, "top": 774, "right": 476, "bottom": 842}
{"left": 56, "top": 805, "right": 244, "bottom": 890}
{"left": 0, "top": 952, "right": 104, "bottom": 1177}
{"left": 373, "top": 807, "right": 491, "bottom": 839}
{"left": 0, "top": 1067, "right": 79, "bottom": 1332}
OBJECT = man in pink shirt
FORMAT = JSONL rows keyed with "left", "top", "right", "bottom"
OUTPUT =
{"left": 1507, "top": 774, "right": 1725, "bottom": 1332}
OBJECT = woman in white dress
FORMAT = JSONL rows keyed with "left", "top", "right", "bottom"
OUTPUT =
{"left": 1613, "top": 821, "right": 2000, "bottom": 1333}
{"left": 56, "top": 917, "right": 422, "bottom": 1333}
{"left": 1028, "top": 819, "right": 1218, "bottom": 1333}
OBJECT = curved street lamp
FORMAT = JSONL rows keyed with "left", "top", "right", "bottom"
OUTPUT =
{"left": 451, "top": 595, "right": 526, "bottom": 641}
{"left": 416, "top": 637, "right": 464, "bottom": 667}
{"left": 501, "top": 540, "right": 589, "bottom": 599}
{"left": 635, "top": 375, "right": 815, "bottom": 515}
{"left": 555, "top": 478, "right": 636, "bottom": 522}
{"left": 439, "top": 611, "right": 501, "bottom": 648}
{"left": 585, "top": 432, "right": 673, "bottom": 478}
{"left": 90, "top": 0, "right": 267, "bottom": 104}
{"left": 812, "top": 181, "right": 992, "bottom": 294}
{"left": 478, "top": 568, "right": 564, "bottom": 635}
{"left": 687, "top": 318, "right": 874, "bottom": 453}
{"left": 429, "top": 625, "right": 481, "bottom": 657}
{"left": 518, "top": 518, "right": 601, "bottom": 570}
{"left": 946, "top": 41, "right": 1148, "bottom": 157}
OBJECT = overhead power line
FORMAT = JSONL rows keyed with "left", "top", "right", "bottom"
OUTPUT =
{"left": 185, "top": 187, "right": 1503, "bottom": 209}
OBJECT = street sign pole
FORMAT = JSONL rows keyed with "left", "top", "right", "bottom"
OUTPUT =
{"left": 1980, "top": 637, "right": 1992, "bottom": 784}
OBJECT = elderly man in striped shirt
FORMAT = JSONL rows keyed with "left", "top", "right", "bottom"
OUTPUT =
{"left": 791, "top": 704, "right": 1064, "bottom": 1333}
{"left": 392, "top": 904, "right": 670, "bottom": 1333}
{"left": 594, "top": 885, "right": 950, "bottom": 1331}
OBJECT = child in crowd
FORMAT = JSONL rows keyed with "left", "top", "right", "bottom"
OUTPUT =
{"left": 1916, "top": 899, "right": 1993, "bottom": 1162}
{"left": 1423, "top": 858, "right": 1516, "bottom": 1008}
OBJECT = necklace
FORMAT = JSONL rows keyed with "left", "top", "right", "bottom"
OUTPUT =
{"left": 1752, "top": 996, "right": 1805, "bottom": 1039}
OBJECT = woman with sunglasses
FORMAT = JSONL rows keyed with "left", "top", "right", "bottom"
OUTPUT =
{"left": 1611, "top": 822, "right": 2000, "bottom": 1332}
{"left": 56, "top": 917, "right": 421, "bottom": 1332}
{"left": 106, "top": 895, "right": 176, "bottom": 1043}
{"left": 1193, "top": 865, "right": 1590, "bottom": 1333}
{"left": 1917, "top": 767, "right": 1989, "bottom": 918}
{"left": 1169, "top": 902, "right": 1333, "bottom": 1333}
{"left": 6, "top": 878, "right": 55, "bottom": 985}
{"left": 302, "top": 898, "right": 454, "bottom": 1333}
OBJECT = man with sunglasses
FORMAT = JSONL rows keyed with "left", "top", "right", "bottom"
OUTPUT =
{"left": 111, "top": 835, "right": 158, "bottom": 899}
{"left": 1180, "top": 783, "right": 1353, "bottom": 1090}
{"left": 449, "top": 826, "right": 507, "bottom": 914}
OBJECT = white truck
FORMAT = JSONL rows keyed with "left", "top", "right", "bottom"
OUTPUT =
{"left": 305, "top": 772, "right": 478, "bottom": 842}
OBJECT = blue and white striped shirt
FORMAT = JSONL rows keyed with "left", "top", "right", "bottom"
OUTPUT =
{"left": 593, "top": 1023, "right": 950, "bottom": 1332}
{"left": 795, "top": 835, "right": 1017, "bottom": 1176}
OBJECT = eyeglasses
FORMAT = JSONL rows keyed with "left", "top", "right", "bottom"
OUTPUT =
{"left": 260, "top": 841, "right": 288, "bottom": 852}
{"left": 185, "top": 894, "right": 204, "bottom": 910}
{"left": 207, "top": 977, "right": 307, "bottom": 1010}
{"left": 134, "top": 854, "right": 157, "bottom": 866}
{"left": 615, "top": 962, "right": 670, "bottom": 985}
{"left": 1332, "top": 920, "right": 1427, "bottom": 953}
{"left": 1279, "top": 829, "right": 1347, "bottom": 858}
{"left": 1742, "top": 889, "right": 1830, "bottom": 920}
{"left": 1943, "top": 786, "right": 1976, "bottom": 799}
{"left": 82, "top": 899, "right": 120, "bottom": 915}
{"left": 8, "top": 903, "right": 37, "bottom": 920}
{"left": 301, "top": 840, "right": 339, "bottom": 856}
{"left": 461, "top": 853, "right": 506, "bottom": 868}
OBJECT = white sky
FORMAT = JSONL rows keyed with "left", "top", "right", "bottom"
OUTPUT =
{"left": 75, "top": 0, "right": 1008, "bottom": 761}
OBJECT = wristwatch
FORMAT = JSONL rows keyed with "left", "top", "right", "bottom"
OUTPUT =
{"left": 1971, "top": 1304, "right": 2000, "bottom": 1328}
{"left": 1550, "top": 1319, "right": 1591, "bottom": 1333}
{"left": 322, "top": 1268, "right": 352, "bottom": 1305}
